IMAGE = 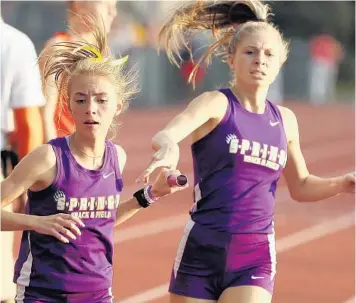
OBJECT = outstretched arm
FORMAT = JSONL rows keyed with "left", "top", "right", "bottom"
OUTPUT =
{"left": 139, "top": 90, "right": 228, "bottom": 183}
{"left": 115, "top": 168, "right": 187, "bottom": 226}
{"left": 280, "top": 106, "right": 355, "bottom": 202}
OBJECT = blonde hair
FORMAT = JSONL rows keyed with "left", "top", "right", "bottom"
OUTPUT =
{"left": 159, "top": 0, "right": 289, "bottom": 87}
{"left": 40, "top": 16, "right": 138, "bottom": 136}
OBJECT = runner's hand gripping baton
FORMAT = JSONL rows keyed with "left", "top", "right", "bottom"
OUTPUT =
{"left": 167, "top": 174, "right": 188, "bottom": 187}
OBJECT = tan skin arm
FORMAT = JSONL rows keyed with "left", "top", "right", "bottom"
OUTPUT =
{"left": 152, "top": 91, "right": 228, "bottom": 146}
{"left": 139, "top": 90, "right": 228, "bottom": 182}
{"left": 114, "top": 145, "right": 187, "bottom": 226}
{"left": 279, "top": 106, "right": 354, "bottom": 201}
{"left": 1, "top": 145, "right": 55, "bottom": 208}
{"left": 140, "top": 88, "right": 354, "bottom": 199}
{"left": 1, "top": 145, "right": 84, "bottom": 242}
{"left": 113, "top": 144, "right": 137, "bottom": 226}
{"left": 114, "top": 145, "right": 139, "bottom": 225}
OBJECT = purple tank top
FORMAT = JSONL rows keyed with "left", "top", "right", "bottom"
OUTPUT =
{"left": 190, "top": 88, "right": 287, "bottom": 234}
{"left": 14, "top": 137, "right": 123, "bottom": 292}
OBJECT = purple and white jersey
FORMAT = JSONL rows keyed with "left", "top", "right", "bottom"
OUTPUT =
{"left": 14, "top": 137, "right": 123, "bottom": 292}
{"left": 190, "top": 88, "right": 288, "bottom": 234}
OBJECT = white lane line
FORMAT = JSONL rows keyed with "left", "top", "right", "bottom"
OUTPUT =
{"left": 114, "top": 167, "right": 353, "bottom": 244}
{"left": 117, "top": 213, "right": 355, "bottom": 303}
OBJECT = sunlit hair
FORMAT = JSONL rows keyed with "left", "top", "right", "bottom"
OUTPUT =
{"left": 159, "top": 0, "right": 289, "bottom": 87}
{"left": 40, "top": 15, "right": 138, "bottom": 137}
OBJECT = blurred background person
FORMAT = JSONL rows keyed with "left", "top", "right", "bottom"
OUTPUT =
{"left": 109, "top": 12, "right": 137, "bottom": 56}
{"left": 308, "top": 34, "right": 344, "bottom": 104}
{"left": 1, "top": 17, "right": 44, "bottom": 303}
{"left": 1, "top": 1, "right": 354, "bottom": 107}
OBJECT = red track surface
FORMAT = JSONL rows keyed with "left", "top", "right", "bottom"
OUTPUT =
{"left": 13, "top": 102, "right": 356, "bottom": 302}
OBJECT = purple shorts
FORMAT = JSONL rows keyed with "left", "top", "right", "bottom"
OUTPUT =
{"left": 15, "top": 285, "right": 113, "bottom": 303}
{"left": 169, "top": 219, "right": 276, "bottom": 300}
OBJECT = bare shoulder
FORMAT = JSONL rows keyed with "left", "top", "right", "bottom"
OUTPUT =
{"left": 114, "top": 144, "right": 127, "bottom": 174}
{"left": 6, "top": 143, "right": 56, "bottom": 187}
{"left": 196, "top": 90, "right": 228, "bottom": 106}
{"left": 276, "top": 105, "right": 288, "bottom": 114}
{"left": 277, "top": 105, "right": 299, "bottom": 128}
{"left": 189, "top": 90, "right": 228, "bottom": 119}
{"left": 23, "top": 144, "right": 56, "bottom": 171}
{"left": 277, "top": 105, "right": 299, "bottom": 142}
{"left": 26, "top": 144, "right": 55, "bottom": 162}
{"left": 1, "top": 143, "right": 56, "bottom": 205}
